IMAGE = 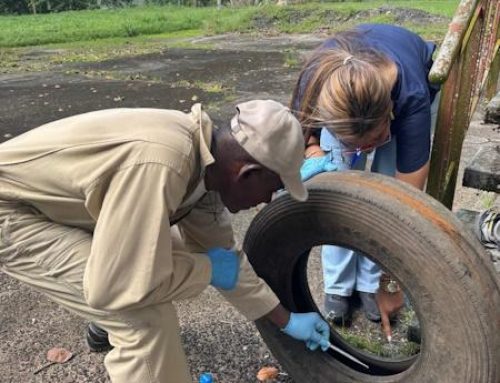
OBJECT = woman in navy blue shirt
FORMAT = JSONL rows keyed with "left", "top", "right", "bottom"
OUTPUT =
{"left": 293, "top": 24, "right": 440, "bottom": 340}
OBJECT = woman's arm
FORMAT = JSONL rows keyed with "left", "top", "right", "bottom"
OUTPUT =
{"left": 395, "top": 160, "right": 430, "bottom": 190}
{"left": 305, "top": 143, "right": 325, "bottom": 158}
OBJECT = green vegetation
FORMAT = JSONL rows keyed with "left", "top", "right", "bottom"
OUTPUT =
{"left": 336, "top": 325, "right": 420, "bottom": 358}
{"left": 330, "top": 307, "right": 421, "bottom": 358}
{"left": 251, "top": 1, "right": 458, "bottom": 34}
{"left": 170, "top": 79, "right": 229, "bottom": 93}
{"left": 0, "top": 6, "right": 254, "bottom": 47}
{"left": 283, "top": 48, "right": 299, "bottom": 68}
{"left": 0, "top": 1, "right": 460, "bottom": 73}
{"left": 0, "top": 1, "right": 459, "bottom": 48}
{"left": 480, "top": 192, "right": 496, "bottom": 209}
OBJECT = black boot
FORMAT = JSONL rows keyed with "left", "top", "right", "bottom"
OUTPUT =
{"left": 324, "top": 293, "right": 352, "bottom": 326}
{"left": 407, "top": 318, "right": 421, "bottom": 344}
{"left": 86, "top": 322, "right": 113, "bottom": 353}
{"left": 358, "top": 292, "right": 381, "bottom": 322}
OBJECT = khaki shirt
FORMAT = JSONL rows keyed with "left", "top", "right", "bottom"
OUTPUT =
{"left": 0, "top": 105, "right": 279, "bottom": 320}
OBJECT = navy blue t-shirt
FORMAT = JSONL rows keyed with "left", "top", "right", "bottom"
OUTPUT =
{"left": 293, "top": 24, "right": 439, "bottom": 173}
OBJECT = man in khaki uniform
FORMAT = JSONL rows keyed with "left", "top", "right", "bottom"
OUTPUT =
{"left": 0, "top": 100, "right": 330, "bottom": 382}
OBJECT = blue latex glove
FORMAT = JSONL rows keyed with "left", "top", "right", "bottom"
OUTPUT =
{"left": 282, "top": 312, "right": 330, "bottom": 351}
{"left": 206, "top": 248, "right": 240, "bottom": 290}
{"left": 300, "top": 155, "right": 337, "bottom": 182}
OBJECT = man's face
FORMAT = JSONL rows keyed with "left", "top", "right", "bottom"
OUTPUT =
{"left": 220, "top": 166, "right": 284, "bottom": 213}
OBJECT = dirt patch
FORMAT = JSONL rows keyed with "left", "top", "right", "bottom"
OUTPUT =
{"left": 0, "top": 74, "right": 224, "bottom": 138}
{"left": 251, "top": 6, "right": 448, "bottom": 32}
{"left": 0, "top": 45, "right": 303, "bottom": 140}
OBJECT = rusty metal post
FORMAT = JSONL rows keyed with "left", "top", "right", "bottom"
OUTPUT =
{"left": 485, "top": 40, "right": 499, "bottom": 99}
{"left": 483, "top": 5, "right": 500, "bottom": 99}
{"left": 427, "top": 0, "right": 499, "bottom": 209}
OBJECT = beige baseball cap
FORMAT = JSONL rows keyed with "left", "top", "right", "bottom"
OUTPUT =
{"left": 230, "top": 99, "right": 308, "bottom": 202}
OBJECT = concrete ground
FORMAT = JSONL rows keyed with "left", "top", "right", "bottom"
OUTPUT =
{"left": 0, "top": 33, "right": 498, "bottom": 383}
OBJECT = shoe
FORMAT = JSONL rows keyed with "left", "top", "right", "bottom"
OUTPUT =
{"left": 358, "top": 292, "right": 381, "bottom": 322}
{"left": 475, "top": 209, "right": 500, "bottom": 249}
{"left": 324, "top": 294, "right": 351, "bottom": 325}
{"left": 86, "top": 322, "right": 113, "bottom": 353}
{"left": 407, "top": 318, "right": 421, "bottom": 344}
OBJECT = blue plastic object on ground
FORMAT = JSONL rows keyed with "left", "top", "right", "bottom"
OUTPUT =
{"left": 199, "top": 372, "right": 213, "bottom": 383}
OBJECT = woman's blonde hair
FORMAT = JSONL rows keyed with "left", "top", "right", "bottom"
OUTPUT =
{"left": 292, "top": 30, "right": 395, "bottom": 142}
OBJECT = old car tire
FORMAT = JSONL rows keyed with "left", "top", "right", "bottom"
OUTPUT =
{"left": 244, "top": 172, "right": 500, "bottom": 383}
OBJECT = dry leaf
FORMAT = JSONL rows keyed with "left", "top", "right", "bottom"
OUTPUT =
{"left": 34, "top": 347, "right": 74, "bottom": 374}
{"left": 46, "top": 347, "right": 73, "bottom": 364}
{"left": 256, "top": 366, "right": 279, "bottom": 381}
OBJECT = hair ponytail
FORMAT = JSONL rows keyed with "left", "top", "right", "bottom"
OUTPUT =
{"left": 292, "top": 30, "right": 394, "bottom": 141}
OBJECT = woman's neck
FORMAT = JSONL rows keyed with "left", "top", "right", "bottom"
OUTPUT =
{"left": 384, "top": 60, "right": 398, "bottom": 90}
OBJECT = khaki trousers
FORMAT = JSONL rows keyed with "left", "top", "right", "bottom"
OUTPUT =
{"left": 0, "top": 202, "right": 193, "bottom": 383}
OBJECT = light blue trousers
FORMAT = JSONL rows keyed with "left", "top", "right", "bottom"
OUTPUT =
{"left": 320, "top": 94, "right": 439, "bottom": 296}
{"left": 319, "top": 136, "right": 396, "bottom": 295}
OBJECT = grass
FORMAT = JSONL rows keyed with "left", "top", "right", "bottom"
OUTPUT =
{"left": 0, "top": 1, "right": 460, "bottom": 48}
{"left": 330, "top": 306, "right": 420, "bottom": 358}
{"left": 480, "top": 192, "right": 497, "bottom": 209}
{"left": 0, "top": 1, "right": 460, "bottom": 73}
{"left": 283, "top": 49, "right": 300, "bottom": 68}
{"left": 170, "top": 79, "right": 230, "bottom": 93}
{"left": 0, "top": 6, "right": 254, "bottom": 48}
